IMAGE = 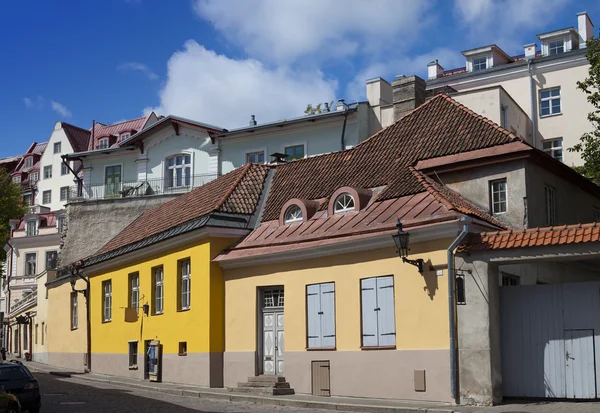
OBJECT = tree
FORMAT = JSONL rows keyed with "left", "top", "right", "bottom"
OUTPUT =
{"left": 304, "top": 101, "right": 335, "bottom": 116}
{"left": 568, "top": 34, "right": 600, "bottom": 182}
{"left": 0, "top": 168, "right": 27, "bottom": 278}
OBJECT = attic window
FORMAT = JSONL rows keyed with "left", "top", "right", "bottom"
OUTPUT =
{"left": 121, "top": 133, "right": 130, "bottom": 141}
{"left": 25, "top": 157, "right": 33, "bottom": 168}
{"left": 548, "top": 39, "right": 564, "bottom": 55}
{"left": 333, "top": 193, "right": 355, "bottom": 213}
{"left": 472, "top": 56, "right": 487, "bottom": 71}
{"left": 284, "top": 205, "right": 303, "bottom": 224}
{"left": 98, "top": 138, "right": 109, "bottom": 150}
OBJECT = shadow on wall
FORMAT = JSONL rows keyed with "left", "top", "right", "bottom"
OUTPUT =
{"left": 422, "top": 259, "right": 438, "bottom": 300}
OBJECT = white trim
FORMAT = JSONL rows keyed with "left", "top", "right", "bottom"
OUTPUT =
{"left": 489, "top": 178, "right": 508, "bottom": 215}
{"left": 281, "top": 141, "right": 307, "bottom": 160}
{"left": 243, "top": 147, "right": 267, "bottom": 165}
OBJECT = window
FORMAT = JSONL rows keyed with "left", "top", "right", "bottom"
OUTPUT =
{"left": 263, "top": 288, "right": 284, "bottom": 308}
{"left": 103, "top": 280, "right": 112, "bottom": 322}
{"left": 13, "top": 176, "right": 21, "bottom": 184}
{"left": 306, "top": 283, "right": 336, "bottom": 349}
{"left": 97, "top": 138, "right": 109, "bottom": 150}
{"left": 545, "top": 185, "right": 556, "bottom": 226}
{"left": 61, "top": 163, "right": 69, "bottom": 176}
{"left": 549, "top": 39, "right": 564, "bottom": 55}
{"left": 490, "top": 179, "right": 507, "bottom": 214}
{"left": 54, "top": 142, "right": 62, "bottom": 153}
{"left": 128, "top": 341, "right": 138, "bottom": 367}
{"left": 361, "top": 276, "right": 395, "bottom": 347}
{"left": 35, "top": 324, "right": 38, "bottom": 345}
{"left": 71, "top": 292, "right": 78, "bottom": 329}
{"left": 25, "top": 253, "right": 37, "bottom": 276}
{"left": 23, "top": 327, "right": 28, "bottom": 350}
{"left": 42, "top": 190, "right": 51, "bottom": 204}
{"left": 543, "top": 138, "right": 563, "bottom": 162}
{"left": 179, "top": 259, "right": 191, "bottom": 310}
{"left": 57, "top": 216, "right": 65, "bottom": 233}
{"left": 60, "top": 186, "right": 69, "bottom": 202}
{"left": 540, "top": 88, "right": 561, "bottom": 117}
{"left": 178, "top": 341, "right": 187, "bottom": 356}
{"left": 30, "top": 172, "right": 39, "bottom": 183}
{"left": 166, "top": 154, "right": 192, "bottom": 188}
{"left": 283, "top": 205, "right": 303, "bottom": 224}
{"left": 153, "top": 267, "right": 164, "bottom": 314}
{"left": 23, "top": 194, "right": 32, "bottom": 206}
{"left": 129, "top": 272, "right": 140, "bottom": 310}
{"left": 121, "top": 133, "right": 130, "bottom": 141}
{"left": 24, "top": 157, "right": 33, "bottom": 168}
{"left": 41, "top": 322, "right": 44, "bottom": 345}
{"left": 26, "top": 220, "right": 37, "bottom": 236}
{"left": 13, "top": 329, "right": 18, "bottom": 353}
{"left": 472, "top": 56, "right": 487, "bottom": 71}
{"left": 246, "top": 151, "right": 265, "bottom": 164}
{"left": 43, "top": 165, "right": 52, "bottom": 179}
{"left": 501, "top": 273, "right": 520, "bottom": 286}
{"left": 333, "top": 193, "right": 355, "bottom": 213}
{"left": 46, "top": 251, "right": 58, "bottom": 270}
{"left": 284, "top": 144, "right": 305, "bottom": 161}
{"left": 594, "top": 208, "right": 600, "bottom": 222}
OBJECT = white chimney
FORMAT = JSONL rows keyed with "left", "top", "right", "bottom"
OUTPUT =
{"left": 366, "top": 77, "right": 392, "bottom": 107}
{"left": 336, "top": 99, "right": 347, "bottom": 111}
{"left": 578, "top": 12, "right": 594, "bottom": 48}
{"left": 524, "top": 43, "right": 537, "bottom": 60}
{"left": 427, "top": 60, "right": 444, "bottom": 80}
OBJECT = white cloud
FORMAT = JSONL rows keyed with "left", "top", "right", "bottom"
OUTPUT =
{"left": 145, "top": 40, "right": 337, "bottom": 128}
{"left": 23, "top": 97, "right": 33, "bottom": 108}
{"left": 23, "top": 96, "right": 44, "bottom": 109}
{"left": 194, "top": 0, "right": 433, "bottom": 64}
{"left": 118, "top": 62, "right": 159, "bottom": 80}
{"left": 51, "top": 101, "right": 72, "bottom": 118}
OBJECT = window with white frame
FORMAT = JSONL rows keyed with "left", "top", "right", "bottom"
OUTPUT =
{"left": 42, "top": 190, "right": 51, "bottom": 204}
{"left": 545, "top": 185, "right": 556, "bottom": 226}
{"left": 25, "top": 253, "right": 37, "bottom": 276}
{"left": 246, "top": 151, "right": 265, "bottom": 164}
{"left": 97, "top": 138, "right": 109, "bottom": 150}
{"left": 333, "top": 193, "right": 355, "bottom": 213}
{"left": 490, "top": 179, "right": 507, "bottom": 214}
{"left": 24, "top": 157, "right": 33, "bottom": 169}
{"left": 54, "top": 142, "right": 61, "bottom": 153}
{"left": 540, "top": 88, "right": 561, "bottom": 117}
{"left": 548, "top": 39, "right": 565, "bottom": 55}
{"left": 361, "top": 276, "right": 395, "bottom": 347}
{"left": 128, "top": 341, "right": 138, "bottom": 367}
{"left": 57, "top": 216, "right": 65, "bottom": 233}
{"left": 129, "top": 272, "right": 140, "bottom": 310}
{"left": 180, "top": 259, "right": 191, "bottom": 310}
{"left": 153, "top": 267, "right": 164, "bottom": 314}
{"left": 26, "top": 220, "right": 37, "bottom": 236}
{"left": 103, "top": 280, "right": 112, "bottom": 322}
{"left": 61, "top": 163, "right": 69, "bottom": 176}
{"left": 166, "top": 154, "right": 192, "bottom": 188}
{"left": 120, "top": 133, "right": 130, "bottom": 141}
{"left": 306, "top": 283, "right": 336, "bottom": 349}
{"left": 60, "top": 186, "right": 69, "bottom": 201}
{"left": 43, "top": 165, "right": 52, "bottom": 179}
{"left": 12, "top": 176, "right": 21, "bottom": 184}
{"left": 71, "top": 292, "right": 78, "bottom": 329}
{"left": 46, "top": 251, "right": 58, "bottom": 270}
{"left": 30, "top": 172, "right": 39, "bottom": 183}
{"left": 472, "top": 55, "right": 487, "bottom": 71}
{"left": 543, "top": 138, "right": 563, "bottom": 162}
{"left": 283, "top": 204, "right": 303, "bottom": 224}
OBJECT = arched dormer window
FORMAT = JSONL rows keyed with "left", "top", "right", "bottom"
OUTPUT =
{"left": 98, "top": 138, "right": 109, "bottom": 150}
{"left": 166, "top": 154, "right": 192, "bottom": 188}
{"left": 333, "top": 193, "right": 355, "bottom": 213}
{"left": 283, "top": 204, "right": 303, "bottom": 224}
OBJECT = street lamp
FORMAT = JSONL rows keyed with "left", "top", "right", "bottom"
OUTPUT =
{"left": 69, "top": 260, "right": 88, "bottom": 297}
{"left": 391, "top": 219, "right": 424, "bottom": 273}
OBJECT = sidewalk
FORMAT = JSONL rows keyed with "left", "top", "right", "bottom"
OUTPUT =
{"left": 20, "top": 360, "right": 600, "bottom": 413}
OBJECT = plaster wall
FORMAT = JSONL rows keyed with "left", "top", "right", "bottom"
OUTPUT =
{"left": 31, "top": 272, "right": 48, "bottom": 360}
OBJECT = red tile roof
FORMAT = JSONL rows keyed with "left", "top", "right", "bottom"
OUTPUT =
{"left": 61, "top": 122, "right": 91, "bottom": 153}
{"left": 15, "top": 212, "right": 58, "bottom": 231}
{"left": 13, "top": 142, "right": 47, "bottom": 174}
{"left": 459, "top": 223, "right": 600, "bottom": 253}
{"left": 95, "top": 163, "right": 270, "bottom": 256}
{"left": 87, "top": 116, "right": 149, "bottom": 151}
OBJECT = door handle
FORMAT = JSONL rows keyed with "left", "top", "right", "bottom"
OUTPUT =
{"left": 566, "top": 351, "right": 575, "bottom": 360}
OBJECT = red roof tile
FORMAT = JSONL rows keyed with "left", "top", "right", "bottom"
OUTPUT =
{"left": 87, "top": 116, "right": 149, "bottom": 151}
{"left": 61, "top": 122, "right": 91, "bottom": 153}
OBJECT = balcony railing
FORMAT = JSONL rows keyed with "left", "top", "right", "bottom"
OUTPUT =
{"left": 68, "top": 174, "right": 218, "bottom": 202}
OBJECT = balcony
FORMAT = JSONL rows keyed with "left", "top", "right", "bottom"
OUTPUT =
{"left": 68, "top": 174, "right": 218, "bottom": 202}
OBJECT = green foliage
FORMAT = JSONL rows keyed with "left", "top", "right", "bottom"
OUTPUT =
{"left": 0, "top": 168, "right": 27, "bottom": 278}
{"left": 304, "top": 101, "right": 335, "bottom": 116}
{"left": 568, "top": 35, "right": 600, "bottom": 183}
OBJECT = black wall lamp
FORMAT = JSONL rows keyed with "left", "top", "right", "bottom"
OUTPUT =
{"left": 391, "top": 219, "right": 424, "bottom": 273}
{"left": 69, "top": 260, "right": 89, "bottom": 297}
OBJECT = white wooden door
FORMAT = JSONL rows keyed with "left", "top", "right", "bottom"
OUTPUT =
{"left": 263, "top": 311, "right": 284, "bottom": 375}
{"left": 565, "top": 329, "right": 597, "bottom": 399}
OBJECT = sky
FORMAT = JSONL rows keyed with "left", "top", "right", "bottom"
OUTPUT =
{"left": 1, "top": 0, "right": 599, "bottom": 158}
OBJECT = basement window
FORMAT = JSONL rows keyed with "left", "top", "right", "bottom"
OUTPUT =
{"left": 178, "top": 342, "right": 187, "bottom": 356}
{"left": 128, "top": 341, "right": 138, "bottom": 368}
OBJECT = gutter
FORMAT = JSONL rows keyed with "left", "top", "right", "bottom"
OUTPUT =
{"left": 528, "top": 60, "right": 537, "bottom": 147}
{"left": 340, "top": 109, "right": 349, "bottom": 151}
{"left": 447, "top": 216, "right": 472, "bottom": 403}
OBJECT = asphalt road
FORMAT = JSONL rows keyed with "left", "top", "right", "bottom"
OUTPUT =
{"left": 32, "top": 372, "right": 337, "bottom": 413}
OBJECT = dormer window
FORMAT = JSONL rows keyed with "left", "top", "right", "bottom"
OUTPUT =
{"left": 26, "top": 220, "right": 37, "bottom": 237}
{"left": 548, "top": 39, "right": 565, "bottom": 55}
{"left": 30, "top": 172, "right": 39, "bottom": 184}
{"left": 13, "top": 176, "right": 21, "bottom": 184}
{"left": 472, "top": 56, "right": 487, "bottom": 71}
{"left": 120, "top": 133, "right": 130, "bottom": 141}
{"left": 98, "top": 138, "right": 109, "bottom": 150}
{"left": 333, "top": 193, "right": 355, "bottom": 213}
{"left": 24, "top": 157, "right": 33, "bottom": 169}
{"left": 284, "top": 205, "right": 303, "bottom": 224}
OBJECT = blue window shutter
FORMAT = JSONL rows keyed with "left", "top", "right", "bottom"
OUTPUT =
{"left": 361, "top": 277, "right": 378, "bottom": 347}
{"left": 320, "top": 283, "right": 336, "bottom": 348}
{"left": 307, "top": 284, "right": 321, "bottom": 348}
{"left": 376, "top": 276, "right": 396, "bottom": 346}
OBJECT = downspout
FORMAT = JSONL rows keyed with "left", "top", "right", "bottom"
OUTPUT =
{"left": 447, "top": 216, "right": 472, "bottom": 403}
{"left": 528, "top": 60, "right": 537, "bottom": 147}
{"left": 340, "top": 110, "right": 349, "bottom": 151}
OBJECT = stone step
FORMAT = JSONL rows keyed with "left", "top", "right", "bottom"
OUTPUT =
{"left": 237, "top": 381, "right": 291, "bottom": 389}
{"left": 247, "top": 376, "right": 287, "bottom": 383}
{"left": 228, "top": 386, "right": 295, "bottom": 396}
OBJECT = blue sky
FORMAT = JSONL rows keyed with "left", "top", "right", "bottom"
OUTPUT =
{"left": 1, "top": 0, "right": 598, "bottom": 158}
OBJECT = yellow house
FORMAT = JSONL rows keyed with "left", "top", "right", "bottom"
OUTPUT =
{"left": 76, "top": 164, "right": 268, "bottom": 386}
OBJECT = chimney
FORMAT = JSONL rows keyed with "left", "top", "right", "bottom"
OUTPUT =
{"left": 392, "top": 75, "right": 427, "bottom": 121}
{"left": 269, "top": 152, "right": 289, "bottom": 164}
{"left": 578, "top": 12, "right": 594, "bottom": 48}
{"left": 427, "top": 60, "right": 444, "bottom": 80}
{"left": 323, "top": 102, "right": 330, "bottom": 112}
{"left": 336, "top": 99, "right": 347, "bottom": 111}
{"left": 366, "top": 77, "right": 392, "bottom": 107}
{"left": 249, "top": 115, "right": 257, "bottom": 126}
{"left": 524, "top": 43, "right": 537, "bottom": 60}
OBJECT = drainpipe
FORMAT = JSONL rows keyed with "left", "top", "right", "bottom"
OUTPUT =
{"left": 528, "top": 60, "right": 536, "bottom": 147}
{"left": 447, "top": 216, "right": 472, "bottom": 403}
{"left": 340, "top": 110, "right": 349, "bottom": 151}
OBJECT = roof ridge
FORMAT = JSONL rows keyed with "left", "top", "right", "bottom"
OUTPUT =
{"left": 61, "top": 122, "right": 92, "bottom": 133}
{"left": 96, "top": 115, "right": 148, "bottom": 128}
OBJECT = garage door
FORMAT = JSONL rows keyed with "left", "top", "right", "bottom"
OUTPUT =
{"left": 500, "top": 282, "right": 600, "bottom": 399}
